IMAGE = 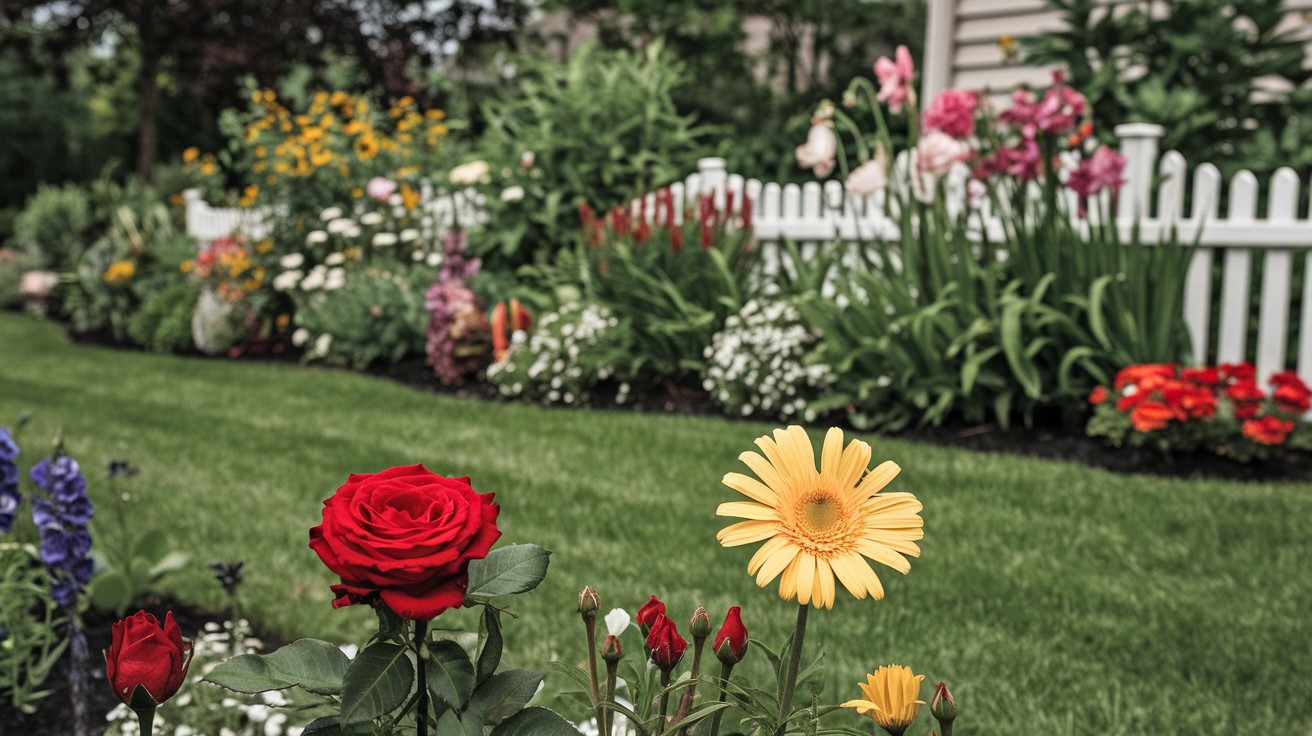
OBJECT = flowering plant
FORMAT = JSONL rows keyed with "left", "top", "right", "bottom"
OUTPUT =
{"left": 487, "top": 301, "right": 634, "bottom": 406}
{"left": 1086, "top": 362, "right": 1312, "bottom": 461}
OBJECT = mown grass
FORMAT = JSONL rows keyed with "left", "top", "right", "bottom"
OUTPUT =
{"left": 2, "top": 312, "right": 1309, "bottom": 734}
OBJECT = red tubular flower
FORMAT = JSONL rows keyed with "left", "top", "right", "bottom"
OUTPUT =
{"left": 670, "top": 224, "right": 684, "bottom": 251}
{"left": 646, "top": 614, "right": 687, "bottom": 672}
{"left": 1243, "top": 416, "right": 1295, "bottom": 446}
{"left": 712, "top": 606, "right": 748, "bottom": 665}
{"left": 742, "top": 195, "right": 753, "bottom": 230}
{"left": 1088, "top": 386, "right": 1108, "bottom": 405}
{"left": 1130, "top": 401, "right": 1173, "bottom": 432}
{"left": 105, "top": 611, "right": 193, "bottom": 707}
{"left": 636, "top": 595, "right": 666, "bottom": 636}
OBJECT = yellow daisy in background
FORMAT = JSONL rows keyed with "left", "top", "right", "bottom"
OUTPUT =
{"left": 842, "top": 665, "right": 925, "bottom": 736}
{"left": 716, "top": 426, "right": 923, "bottom": 609}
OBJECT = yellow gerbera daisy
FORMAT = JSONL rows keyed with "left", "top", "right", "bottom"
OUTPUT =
{"left": 716, "top": 426, "right": 923, "bottom": 609}
{"left": 841, "top": 665, "right": 925, "bottom": 736}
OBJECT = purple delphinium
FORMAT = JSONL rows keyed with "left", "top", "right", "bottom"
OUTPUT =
{"left": 425, "top": 230, "right": 489, "bottom": 385}
{"left": 0, "top": 428, "right": 20, "bottom": 532}
{"left": 30, "top": 455, "right": 95, "bottom": 606}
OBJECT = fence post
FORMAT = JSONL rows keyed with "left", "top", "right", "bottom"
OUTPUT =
{"left": 1113, "top": 123, "right": 1163, "bottom": 221}
{"left": 698, "top": 157, "right": 728, "bottom": 206}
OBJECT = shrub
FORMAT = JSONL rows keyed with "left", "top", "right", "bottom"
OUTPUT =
{"left": 291, "top": 262, "right": 431, "bottom": 369}
{"left": 11, "top": 183, "right": 93, "bottom": 270}
{"left": 126, "top": 282, "right": 200, "bottom": 353}
{"left": 486, "top": 301, "right": 633, "bottom": 405}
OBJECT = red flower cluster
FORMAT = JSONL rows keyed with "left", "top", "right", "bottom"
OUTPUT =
{"left": 1091, "top": 361, "right": 1308, "bottom": 445}
{"left": 579, "top": 189, "right": 752, "bottom": 253}
{"left": 638, "top": 595, "right": 748, "bottom": 673}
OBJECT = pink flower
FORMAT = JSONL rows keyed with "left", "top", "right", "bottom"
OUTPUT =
{"left": 998, "top": 88, "right": 1042, "bottom": 139}
{"left": 795, "top": 122, "right": 837, "bottom": 178}
{"left": 915, "top": 131, "right": 971, "bottom": 177}
{"left": 845, "top": 150, "right": 888, "bottom": 196}
{"left": 922, "top": 89, "right": 977, "bottom": 138}
{"left": 1066, "top": 146, "right": 1126, "bottom": 217}
{"left": 1034, "top": 72, "right": 1086, "bottom": 135}
{"left": 974, "top": 139, "right": 1042, "bottom": 182}
{"left": 366, "top": 177, "right": 398, "bottom": 202}
{"left": 20, "top": 270, "right": 58, "bottom": 299}
{"left": 874, "top": 45, "right": 915, "bottom": 114}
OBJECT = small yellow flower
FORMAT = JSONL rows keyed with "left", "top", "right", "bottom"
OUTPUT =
{"left": 717, "top": 426, "right": 923, "bottom": 609}
{"left": 200, "top": 162, "right": 217, "bottom": 176}
{"left": 842, "top": 665, "right": 925, "bottom": 736}
{"left": 183, "top": 147, "right": 200, "bottom": 164}
{"left": 255, "top": 145, "right": 267, "bottom": 158}
{"left": 265, "top": 175, "right": 279, "bottom": 185}
{"left": 239, "top": 185, "right": 260, "bottom": 208}
{"left": 351, "top": 187, "right": 364, "bottom": 199}
{"left": 255, "top": 241, "right": 274, "bottom": 254}
{"left": 425, "top": 109, "right": 445, "bottom": 120}
{"left": 260, "top": 89, "right": 277, "bottom": 104}
{"left": 180, "top": 260, "right": 193, "bottom": 273}
{"left": 998, "top": 34, "right": 1020, "bottom": 63}
{"left": 343, "top": 246, "right": 363, "bottom": 261}
{"left": 103, "top": 260, "right": 136, "bottom": 284}
{"left": 354, "top": 133, "right": 380, "bottom": 160}
{"left": 276, "top": 313, "right": 291, "bottom": 329}
{"left": 330, "top": 91, "right": 349, "bottom": 107}
{"left": 311, "top": 148, "right": 334, "bottom": 167}
{"left": 168, "top": 193, "right": 186, "bottom": 207}
{"left": 400, "top": 183, "right": 420, "bottom": 210}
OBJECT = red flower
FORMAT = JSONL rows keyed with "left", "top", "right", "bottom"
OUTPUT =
{"left": 1243, "top": 416, "right": 1295, "bottom": 446}
{"left": 1113, "top": 364, "right": 1176, "bottom": 391}
{"left": 1161, "top": 381, "right": 1217, "bottom": 420}
{"left": 1269, "top": 371, "right": 1311, "bottom": 413}
{"left": 636, "top": 595, "right": 666, "bottom": 636}
{"left": 1220, "top": 362, "right": 1256, "bottom": 384}
{"left": 1181, "top": 367, "right": 1220, "bottom": 386}
{"left": 1130, "top": 401, "right": 1173, "bottom": 432}
{"left": 646, "top": 614, "right": 687, "bottom": 672}
{"left": 712, "top": 606, "right": 748, "bottom": 665}
{"left": 1088, "top": 386, "right": 1109, "bottom": 405}
{"left": 309, "top": 464, "right": 501, "bottom": 620}
{"left": 1226, "top": 381, "right": 1265, "bottom": 419}
{"left": 490, "top": 299, "right": 533, "bottom": 362}
{"left": 105, "top": 611, "right": 192, "bottom": 706}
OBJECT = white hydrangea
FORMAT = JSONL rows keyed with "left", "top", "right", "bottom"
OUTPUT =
{"left": 703, "top": 299, "right": 835, "bottom": 421}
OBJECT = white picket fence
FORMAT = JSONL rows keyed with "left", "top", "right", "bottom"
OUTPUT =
{"left": 185, "top": 122, "right": 1312, "bottom": 382}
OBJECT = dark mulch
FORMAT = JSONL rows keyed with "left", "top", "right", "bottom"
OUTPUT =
{"left": 63, "top": 326, "right": 1310, "bottom": 484}
{"left": 1, "top": 594, "right": 283, "bottom": 736}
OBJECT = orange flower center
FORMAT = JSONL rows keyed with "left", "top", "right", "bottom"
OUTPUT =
{"left": 787, "top": 484, "right": 860, "bottom": 558}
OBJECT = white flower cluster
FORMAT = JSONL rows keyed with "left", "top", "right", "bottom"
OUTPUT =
{"left": 703, "top": 299, "right": 835, "bottom": 420}
{"left": 487, "top": 302, "right": 626, "bottom": 405}
{"left": 103, "top": 619, "right": 316, "bottom": 736}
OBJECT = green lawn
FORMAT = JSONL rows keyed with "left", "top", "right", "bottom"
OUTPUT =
{"left": 2, "top": 312, "right": 1309, "bottom": 735}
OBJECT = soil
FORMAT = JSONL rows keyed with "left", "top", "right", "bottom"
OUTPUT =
{"left": 63, "top": 325, "right": 1311, "bottom": 484}
{"left": 0, "top": 594, "right": 284, "bottom": 736}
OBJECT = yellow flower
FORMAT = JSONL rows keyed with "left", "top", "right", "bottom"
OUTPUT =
{"left": 255, "top": 241, "right": 274, "bottom": 254}
{"left": 180, "top": 259, "right": 193, "bottom": 273}
{"left": 301, "top": 127, "right": 325, "bottom": 143}
{"left": 400, "top": 183, "right": 420, "bottom": 210}
{"left": 255, "top": 145, "right": 267, "bottom": 158}
{"left": 276, "top": 313, "right": 291, "bottom": 329}
{"left": 351, "top": 187, "right": 364, "bottom": 199}
{"left": 841, "top": 665, "right": 925, "bottom": 736}
{"left": 260, "top": 89, "right": 277, "bottom": 104}
{"left": 425, "top": 109, "right": 445, "bottom": 120}
{"left": 239, "top": 185, "right": 260, "bottom": 208}
{"left": 354, "top": 133, "right": 380, "bottom": 160}
{"left": 717, "top": 426, "right": 923, "bottom": 609}
{"left": 103, "top": 260, "right": 136, "bottom": 284}
{"left": 998, "top": 34, "right": 1020, "bottom": 63}
{"left": 183, "top": 147, "right": 200, "bottom": 164}
{"left": 330, "top": 91, "right": 349, "bottom": 107}
{"left": 168, "top": 193, "right": 185, "bottom": 206}
{"left": 200, "top": 162, "right": 217, "bottom": 176}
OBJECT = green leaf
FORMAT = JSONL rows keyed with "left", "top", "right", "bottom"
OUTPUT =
{"left": 426, "top": 640, "right": 475, "bottom": 709}
{"left": 465, "top": 545, "right": 551, "bottom": 598}
{"left": 131, "top": 529, "right": 169, "bottom": 562}
{"left": 148, "top": 551, "right": 189, "bottom": 578}
{"left": 434, "top": 709, "right": 465, "bottom": 736}
{"left": 490, "top": 706, "right": 584, "bottom": 736}
{"left": 301, "top": 715, "right": 377, "bottom": 735}
{"left": 88, "top": 570, "right": 132, "bottom": 615}
{"left": 466, "top": 669, "right": 545, "bottom": 726}
{"left": 339, "top": 641, "right": 414, "bottom": 724}
{"left": 204, "top": 639, "right": 351, "bottom": 695}
{"left": 477, "top": 607, "right": 503, "bottom": 685}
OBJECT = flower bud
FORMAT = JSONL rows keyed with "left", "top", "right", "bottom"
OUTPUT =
{"left": 689, "top": 607, "right": 712, "bottom": 640}
{"left": 578, "top": 586, "right": 600, "bottom": 619}
{"left": 636, "top": 595, "right": 665, "bottom": 637}
{"left": 713, "top": 606, "right": 748, "bottom": 666}
{"left": 645, "top": 615, "right": 687, "bottom": 673}
{"left": 601, "top": 634, "right": 623, "bottom": 664}
{"left": 931, "top": 681, "right": 957, "bottom": 725}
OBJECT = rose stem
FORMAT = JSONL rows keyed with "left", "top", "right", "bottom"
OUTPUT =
{"left": 773, "top": 604, "right": 809, "bottom": 736}
{"left": 414, "top": 619, "right": 429, "bottom": 736}
{"left": 131, "top": 705, "right": 155, "bottom": 736}
{"left": 603, "top": 658, "right": 619, "bottom": 736}
{"left": 584, "top": 614, "right": 603, "bottom": 731}
{"left": 656, "top": 671, "right": 672, "bottom": 735}
{"left": 706, "top": 659, "right": 735, "bottom": 736}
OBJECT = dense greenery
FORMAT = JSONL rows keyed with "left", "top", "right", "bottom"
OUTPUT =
{"left": 2, "top": 314, "right": 1310, "bottom": 734}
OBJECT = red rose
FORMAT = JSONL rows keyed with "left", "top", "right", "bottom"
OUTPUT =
{"left": 646, "top": 614, "right": 687, "bottom": 672}
{"left": 712, "top": 606, "right": 748, "bottom": 665}
{"left": 309, "top": 464, "right": 501, "bottom": 620}
{"left": 636, "top": 594, "right": 666, "bottom": 636}
{"left": 1088, "top": 386, "right": 1108, "bottom": 405}
{"left": 1243, "top": 416, "right": 1295, "bottom": 446}
{"left": 105, "top": 611, "right": 192, "bottom": 706}
{"left": 1130, "top": 401, "right": 1173, "bottom": 432}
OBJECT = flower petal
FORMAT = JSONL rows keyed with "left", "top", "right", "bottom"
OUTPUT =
{"left": 716, "top": 501, "right": 776, "bottom": 521}
{"left": 717, "top": 520, "right": 778, "bottom": 547}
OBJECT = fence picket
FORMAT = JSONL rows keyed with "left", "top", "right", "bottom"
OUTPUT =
{"left": 1217, "top": 171, "right": 1259, "bottom": 364}
{"left": 1182, "top": 163, "right": 1223, "bottom": 361}
{"left": 1156, "top": 151, "right": 1186, "bottom": 225}
{"left": 1256, "top": 169, "right": 1301, "bottom": 379}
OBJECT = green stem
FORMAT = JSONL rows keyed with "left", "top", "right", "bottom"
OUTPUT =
{"left": 671, "top": 637, "right": 706, "bottom": 731}
{"left": 773, "top": 604, "right": 809, "bottom": 736}
{"left": 132, "top": 706, "right": 155, "bottom": 736}
{"left": 603, "top": 659, "right": 619, "bottom": 736}
{"left": 414, "top": 619, "right": 429, "bottom": 736}
{"left": 940, "top": 721, "right": 954, "bottom": 736}
{"left": 584, "top": 617, "right": 603, "bottom": 732}
{"left": 706, "top": 660, "right": 734, "bottom": 736}
{"left": 656, "top": 671, "right": 672, "bottom": 735}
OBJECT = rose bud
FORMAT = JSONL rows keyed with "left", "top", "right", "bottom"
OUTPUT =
{"left": 713, "top": 606, "right": 748, "bottom": 666}
{"left": 645, "top": 614, "right": 687, "bottom": 672}
{"left": 636, "top": 595, "right": 666, "bottom": 637}
{"left": 578, "top": 586, "right": 600, "bottom": 619}
{"left": 931, "top": 681, "right": 957, "bottom": 725}
{"left": 689, "top": 606, "right": 712, "bottom": 640}
{"left": 105, "top": 611, "right": 193, "bottom": 707}
{"left": 601, "top": 633, "right": 623, "bottom": 664}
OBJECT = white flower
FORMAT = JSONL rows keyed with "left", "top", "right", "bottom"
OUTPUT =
{"left": 449, "top": 160, "right": 490, "bottom": 185}
{"left": 520, "top": 150, "right": 535, "bottom": 168}
{"left": 795, "top": 121, "right": 837, "bottom": 178}
{"left": 314, "top": 333, "right": 333, "bottom": 356}
{"left": 344, "top": 225, "right": 361, "bottom": 238}
{"left": 426, "top": 252, "right": 442, "bottom": 267}
{"left": 264, "top": 713, "right": 289, "bottom": 736}
{"left": 845, "top": 152, "right": 888, "bottom": 196}
{"left": 399, "top": 228, "right": 420, "bottom": 242}
{"left": 300, "top": 269, "right": 325, "bottom": 291}
{"left": 389, "top": 193, "right": 404, "bottom": 206}
{"left": 360, "top": 212, "right": 384, "bottom": 226}
{"left": 324, "top": 252, "right": 346, "bottom": 266}
{"left": 604, "top": 608, "right": 630, "bottom": 637}
{"left": 306, "top": 230, "right": 328, "bottom": 245}
{"left": 279, "top": 252, "right": 305, "bottom": 269}
{"left": 324, "top": 268, "right": 346, "bottom": 291}
{"left": 372, "top": 232, "right": 398, "bottom": 247}
{"left": 273, "top": 270, "right": 302, "bottom": 291}
{"left": 915, "top": 130, "right": 970, "bottom": 177}
{"left": 319, "top": 206, "right": 343, "bottom": 221}
{"left": 326, "top": 218, "right": 355, "bottom": 234}
{"left": 412, "top": 250, "right": 427, "bottom": 262}
{"left": 500, "top": 185, "right": 525, "bottom": 202}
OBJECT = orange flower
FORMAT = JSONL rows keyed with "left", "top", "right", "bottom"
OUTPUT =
{"left": 1129, "top": 401, "right": 1173, "bottom": 432}
{"left": 1088, "top": 386, "right": 1108, "bottom": 405}
{"left": 1113, "top": 363, "right": 1177, "bottom": 391}
{"left": 1243, "top": 416, "right": 1294, "bottom": 446}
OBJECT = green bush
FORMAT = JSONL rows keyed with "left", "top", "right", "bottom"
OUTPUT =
{"left": 470, "top": 42, "right": 707, "bottom": 269}
{"left": 11, "top": 183, "right": 93, "bottom": 270}
{"left": 0, "top": 543, "right": 68, "bottom": 715}
{"left": 127, "top": 281, "right": 200, "bottom": 353}
{"left": 291, "top": 262, "right": 431, "bottom": 369}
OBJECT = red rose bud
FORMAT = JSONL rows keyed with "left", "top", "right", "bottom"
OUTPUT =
{"left": 105, "top": 611, "right": 193, "bottom": 707}
{"left": 636, "top": 595, "right": 666, "bottom": 636}
{"left": 931, "top": 681, "right": 957, "bottom": 724}
{"left": 689, "top": 606, "right": 712, "bottom": 640}
{"left": 601, "top": 634, "right": 623, "bottom": 663}
{"left": 578, "top": 586, "right": 600, "bottom": 618}
{"left": 713, "top": 606, "right": 748, "bottom": 665}
{"left": 646, "top": 615, "right": 687, "bottom": 672}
